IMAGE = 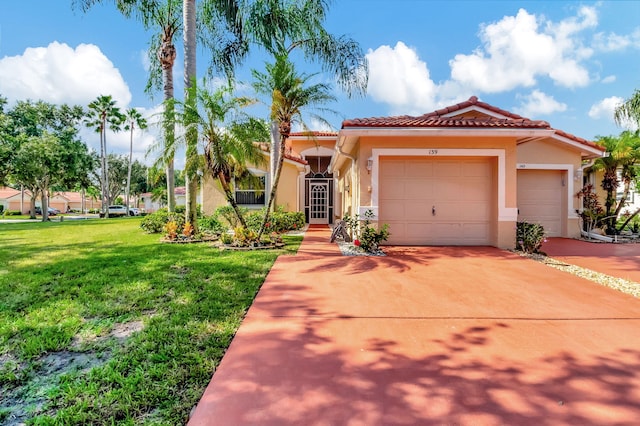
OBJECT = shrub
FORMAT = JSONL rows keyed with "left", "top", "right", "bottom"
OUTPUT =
{"left": 516, "top": 221, "right": 546, "bottom": 254}
{"left": 343, "top": 210, "right": 390, "bottom": 253}
{"left": 244, "top": 207, "right": 304, "bottom": 234}
{"left": 0, "top": 205, "right": 4, "bottom": 214}
{"left": 5, "top": 210, "right": 21, "bottom": 216}
{"left": 215, "top": 205, "right": 247, "bottom": 229}
{"left": 576, "top": 184, "right": 605, "bottom": 232}
{"left": 198, "top": 215, "right": 225, "bottom": 234}
{"left": 164, "top": 221, "right": 179, "bottom": 240}
{"left": 140, "top": 209, "right": 185, "bottom": 234}
{"left": 232, "top": 226, "right": 259, "bottom": 247}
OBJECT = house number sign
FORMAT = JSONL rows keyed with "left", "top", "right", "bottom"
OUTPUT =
{"left": 428, "top": 149, "right": 439, "bottom": 155}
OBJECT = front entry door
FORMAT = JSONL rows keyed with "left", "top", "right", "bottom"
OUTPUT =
{"left": 309, "top": 183, "right": 328, "bottom": 224}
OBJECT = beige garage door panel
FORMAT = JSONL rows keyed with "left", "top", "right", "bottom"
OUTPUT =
{"left": 517, "top": 170, "right": 564, "bottom": 237}
{"left": 380, "top": 157, "right": 493, "bottom": 246}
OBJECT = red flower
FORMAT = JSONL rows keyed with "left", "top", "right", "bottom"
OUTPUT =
{"left": 354, "top": 239, "right": 361, "bottom": 247}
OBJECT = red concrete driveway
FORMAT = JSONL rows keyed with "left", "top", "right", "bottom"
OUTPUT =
{"left": 543, "top": 237, "right": 640, "bottom": 283}
{"left": 189, "top": 227, "right": 640, "bottom": 426}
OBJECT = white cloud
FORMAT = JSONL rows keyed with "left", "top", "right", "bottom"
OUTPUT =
{"left": 365, "top": 42, "right": 439, "bottom": 114}
{"left": 0, "top": 41, "right": 131, "bottom": 107}
{"left": 449, "top": 7, "right": 596, "bottom": 92}
{"left": 515, "top": 90, "right": 567, "bottom": 117}
{"left": 601, "top": 75, "right": 616, "bottom": 84}
{"left": 588, "top": 96, "right": 623, "bottom": 120}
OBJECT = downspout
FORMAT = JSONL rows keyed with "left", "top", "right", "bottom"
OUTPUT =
{"left": 333, "top": 136, "right": 357, "bottom": 216}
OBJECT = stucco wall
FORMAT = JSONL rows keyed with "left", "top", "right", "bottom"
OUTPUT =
{"left": 201, "top": 160, "right": 304, "bottom": 216}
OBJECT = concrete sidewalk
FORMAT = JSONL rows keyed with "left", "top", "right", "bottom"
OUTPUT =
{"left": 189, "top": 227, "right": 640, "bottom": 425}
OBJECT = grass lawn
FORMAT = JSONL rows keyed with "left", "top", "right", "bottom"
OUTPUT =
{"left": 0, "top": 218, "right": 302, "bottom": 424}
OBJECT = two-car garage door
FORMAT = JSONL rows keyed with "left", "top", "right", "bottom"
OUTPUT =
{"left": 379, "top": 157, "right": 494, "bottom": 245}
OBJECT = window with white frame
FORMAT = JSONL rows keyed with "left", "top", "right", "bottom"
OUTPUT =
{"left": 234, "top": 172, "right": 266, "bottom": 205}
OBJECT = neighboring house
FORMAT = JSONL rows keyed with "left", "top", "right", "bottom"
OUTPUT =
{"left": 140, "top": 186, "right": 202, "bottom": 213}
{"left": 52, "top": 191, "right": 102, "bottom": 213}
{"left": 202, "top": 96, "right": 604, "bottom": 248}
{"left": 584, "top": 168, "right": 640, "bottom": 217}
{"left": 0, "top": 187, "right": 31, "bottom": 213}
{"left": 0, "top": 187, "right": 101, "bottom": 214}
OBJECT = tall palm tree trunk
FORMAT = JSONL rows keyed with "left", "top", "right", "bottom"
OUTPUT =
{"left": 258, "top": 129, "right": 287, "bottom": 239}
{"left": 160, "top": 38, "right": 177, "bottom": 212}
{"left": 184, "top": 0, "right": 198, "bottom": 229}
{"left": 125, "top": 123, "right": 134, "bottom": 215}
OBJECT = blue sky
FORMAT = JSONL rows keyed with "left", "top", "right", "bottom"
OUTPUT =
{"left": 1, "top": 1, "right": 639, "bottom": 165}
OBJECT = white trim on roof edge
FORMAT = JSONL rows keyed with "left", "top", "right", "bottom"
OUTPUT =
{"left": 440, "top": 105, "right": 510, "bottom": 119}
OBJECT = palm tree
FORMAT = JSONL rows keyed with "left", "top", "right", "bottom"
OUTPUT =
{"left": 615, "top": 89, "right": 640, "bottom": 129}
{"left": 75, "top": 0, "right": 245, "bottom": 219}
{"left": 592, "top": 131, "right": 640, "bottom": 232}
{"left": 183, "top": 83, "right": 265, "bottom": 227}
{"left": 85, "top": 95, "right": 124, "bottom": 217}
{"left": 238, "top": 0, "right": 367, "bottom": 236}
{"left": 123, "top": 108, "right": 148, "bottom": 215}
{"left": 75, "top": 0, "right": 182, "bottom": 212}
{"left": 252, "top": 55, "right": 336, "bottom": 238}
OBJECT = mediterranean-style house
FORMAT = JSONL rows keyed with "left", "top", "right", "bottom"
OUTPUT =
{"left": 202, "top": 96, "right": 605, "bottom": 248}
{"left": 0, "top": 187, "right": 101, "bottom": 214}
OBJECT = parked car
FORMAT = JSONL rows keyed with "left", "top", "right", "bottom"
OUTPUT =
{"left": 129, "top": 207, "right": 140, "bottom": 216}
{"left": 100, "top": 205, "right": 138, "bottom": 218}
{"left": 32, "top": 206, "right": 58, "bottom": 216}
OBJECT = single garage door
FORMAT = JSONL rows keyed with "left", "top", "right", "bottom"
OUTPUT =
{"left": 517, "top": 169, "right": 564, "bottom": 237}
{"left": 379, "top": 157, "right": 494, "bottom": 245}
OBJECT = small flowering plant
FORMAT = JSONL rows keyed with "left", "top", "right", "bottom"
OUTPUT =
{"left": 516, "top": 221, "right": 546, "bottom": 254}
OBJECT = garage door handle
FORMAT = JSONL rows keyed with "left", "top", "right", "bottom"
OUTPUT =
{"left": 432, "top": 206, "right": 436, "bottom": 216}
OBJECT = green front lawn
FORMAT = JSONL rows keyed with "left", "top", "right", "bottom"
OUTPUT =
{"left": 0, "top": 219, "right": 301, "bottom": 424}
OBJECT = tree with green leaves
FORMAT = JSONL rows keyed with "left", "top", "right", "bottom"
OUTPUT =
{"left": 592, "top": 130, "right": 640, "bottom": 232}
{"left": 123, "top": 108, "right": 148, "bottom": 215}
{"left": 240, "top": 0, "right": 366, "bottom": 181}
{"left": 615, "top": 89, "right": 640, "bottom": 129}
{"left": 252, "top": 55, "right": 336, "bottom": 238}
{"left": 75, "top": 0, "right": 182, "bottom": 212}
{"left": 12, "top": 131, "right": 94, "bottom": 222}
{"left": 105, "top": 154, "right": 131, "bottom": 204}
{"left": 85, "top": 95, "right": 124, "bottom": 217}
{"left": 236, "top": 0, "right": 367, "bottom": 236}
{"left": 3, "top": 99, "right": 92, "bottom": 220}
{"left": 0, "top": 95, "right": 14, "bottom": 186}
{"left": 182, "top": 83, "right": 266, "bottom": 227}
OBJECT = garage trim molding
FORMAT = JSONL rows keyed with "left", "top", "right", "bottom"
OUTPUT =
{"left": 368, "top": 148, "right": 518, "bottom": 222}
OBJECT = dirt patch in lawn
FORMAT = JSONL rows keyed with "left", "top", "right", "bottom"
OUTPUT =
{"left": 0, "top": 319, "right": 146, "bottom": 425}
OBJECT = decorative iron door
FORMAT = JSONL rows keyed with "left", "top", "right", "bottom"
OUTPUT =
{"left": 309, "top": 183, "right": 328, "bottom": 224}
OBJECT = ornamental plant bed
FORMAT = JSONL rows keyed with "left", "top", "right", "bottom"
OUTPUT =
{"left": 160, "top": 234, "right": 219, "bottom": 244}
{"left": 219, "top": 242, "right": 286, "bottom": 251}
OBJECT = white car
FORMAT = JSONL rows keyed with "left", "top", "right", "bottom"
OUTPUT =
{"left": 100, "top": 205, "right": 137, "bottom": 217}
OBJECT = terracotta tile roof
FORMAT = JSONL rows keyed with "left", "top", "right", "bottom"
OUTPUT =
{"left": 343, "top": 115, "right": 550, "bottom": 129}
{"left": 0, "top": 187, "right": 21, "bottom": 199}
{"left": 342, "top": 96, "right": 604, "bottom": 152}
{"left": 256, "top": 142, "right": 308, "bottom": 165}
